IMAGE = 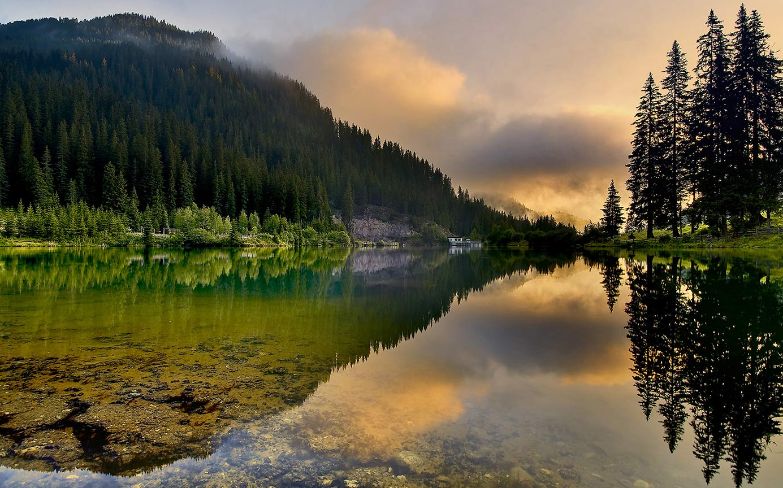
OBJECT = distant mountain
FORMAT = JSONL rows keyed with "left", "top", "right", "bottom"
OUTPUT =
{"left": 479, "top": 193, "right": 589, "bottom": 230}
{"left": 0, "top": 14, "right": 567, "bottom": 239}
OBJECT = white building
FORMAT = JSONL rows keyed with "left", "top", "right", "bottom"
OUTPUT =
{"left": 447, "top": 236, "right": 481, "bottom": 247}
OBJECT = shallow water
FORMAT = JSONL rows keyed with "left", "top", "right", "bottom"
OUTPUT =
{"left": 0, "top": 248, "right": 781, "bottom": 487}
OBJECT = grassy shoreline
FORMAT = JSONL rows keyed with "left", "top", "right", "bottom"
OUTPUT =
{"left": 585, "top": 232, "right": 783, "bottom": 251}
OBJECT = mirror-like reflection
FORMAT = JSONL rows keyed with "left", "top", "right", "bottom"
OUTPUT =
{"left": 0, "top": 248, "right": 781, "bottom": 487}
{"left": 622, "top": 253, "right": 783, "bottom": 487}
{"left": 0, "top": 248, "right": 564, "bottom": 475}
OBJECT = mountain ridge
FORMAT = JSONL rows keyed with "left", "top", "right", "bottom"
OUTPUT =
{"left": 0, "top": 13, "right": 576, "bottom": 246}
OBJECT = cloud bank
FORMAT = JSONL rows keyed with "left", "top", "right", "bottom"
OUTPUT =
{"left": 232, "top": 28, "right": 629, "bottom": 221}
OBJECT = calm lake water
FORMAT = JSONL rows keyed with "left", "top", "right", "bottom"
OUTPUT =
{"left": 0, "top": 248, "right": 781, "bottom": 487}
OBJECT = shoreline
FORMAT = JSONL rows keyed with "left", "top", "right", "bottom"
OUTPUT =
{"left": 584, "top": 233, "right": 783, "bottom": 251}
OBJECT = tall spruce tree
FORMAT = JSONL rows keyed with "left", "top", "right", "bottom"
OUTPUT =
{"left": 600, "top": 180, "right": 625, "bottom": 237}
{"left": 749, "top": 9, "right": 783, "bottom": 225}
{"left": 628, "top": 74, "right": 666, "bottom": 238}
{"left": 625, "top": 5, "right": 783, "bottom": 238}
{"left": 0, "top": 140, "right": 8, "bottom": 206}
{"left": 102, "top": 162, "right": 128, "bottom": 212}
{"left": 660, "top": 41, "right": 691, "bottom": 237}
{"left": 727, "top": 6, "right": 782, "bottom": 226}
{"left": 689, "top": 10, "right": 732, "bottom": 234}
{"left": 342, "top": 182, "right": 354, "bottom": 229}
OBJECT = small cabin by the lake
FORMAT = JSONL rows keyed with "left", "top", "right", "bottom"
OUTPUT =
{"left": 448, "top": 236, "right": 481, "bottom": 247}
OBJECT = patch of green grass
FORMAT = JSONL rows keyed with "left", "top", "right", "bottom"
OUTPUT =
{"left": 585, "top": 229, "right": 783, "bottom": 250}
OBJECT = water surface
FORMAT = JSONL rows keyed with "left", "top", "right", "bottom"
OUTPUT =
{"left": 0, "top": 248, "right": 781, "bottom": 487}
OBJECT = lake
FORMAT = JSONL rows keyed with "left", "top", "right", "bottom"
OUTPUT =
{"left": 0, "top": 248, "right": 781, "bottom": 487}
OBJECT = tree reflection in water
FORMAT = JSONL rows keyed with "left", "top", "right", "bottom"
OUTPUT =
{"left": 622, "top": 254, "right": 783, "bottom": 487}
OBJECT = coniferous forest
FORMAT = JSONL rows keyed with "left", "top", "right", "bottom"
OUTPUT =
{"left": 0, "top": 14, "right": 574, "bottom": 247}
{"left": 628, "top": 5, "right": 783, "bottom": 239}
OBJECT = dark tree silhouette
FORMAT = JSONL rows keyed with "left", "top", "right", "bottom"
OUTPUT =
{"left": 599, "top": 255, "right": 623, "bottom": 312}
{"left": 627, "top": 75, "right": 666, "bottom": 238}
{"left": 625, "top": 5, "right": 783, "bottom": 237}
{"left": 660, "top": 42, "right": 690, "bottom": 237}
{"left": 600, "top": 180, "right": 624, "bottom": 237}
{"left": 623, "top": 253, "right": 783, "bottom": 487}
{"left": 689, "top": 10, "right": 732, "bottom": 234}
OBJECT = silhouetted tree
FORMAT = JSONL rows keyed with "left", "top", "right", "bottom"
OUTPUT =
{"left": 600, "top": 180, "right": 624, "bottom": 237}
{"left": 660, "top": 41, "right": 691, "bottom": 237}
{"left": 689, "top": 10, "right": 732, "bottom": 234}
{"left": 599, "top": 255, "right": 623, "bottom": 312}
{"left": 628, "top": 75, "right": 666, "bottom": 238}
{"left": 624, "top": 253, "right": 783, "bottom": 486}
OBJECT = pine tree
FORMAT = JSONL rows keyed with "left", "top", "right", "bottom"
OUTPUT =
{"left": 0, "top": 140, "right": 8, "bottom": 206}
{"left": 748, "top": 9, "right": 783, "bottom": 225}
{"left": 600, "top": 180, "right": 625, "bottom": 237}
{"left": 127, "top": 187, "right": 141, "bottom": 230}
{"left": 36, "top": 146, "right": 55, "bottom": 207}
{"left": 627, "top": 74, "right": 666, "bottom": 238}
{"left": 102, "top": 162, "right": 128, "bottom": 212}
{"left": 342, "top": 182, "right": 354, "bottom": 230}
{"left": 600, "top": 256, "right": 623, "bottom": 313}
{"left": 727, "top": 6, "right": 782, "bottom": 227}
{"left": 660, "top": 41, "right": 691, "bottom": 237}
{"left": 178, "top": 160, "right": 194, "bottom": 207}
{"left": 74, "top": 125, "right": 93, "bottom": 202}
{"left": 54, "top": 121, "right": 70, "bottom": 200}
{"left": 689, "top": 10, "right": 732, "bottom": 234}
{"left": 66, "top": 179, "right": 78, "bottom": 205}
{"left": 18, "top": 119, "right": 42, "bottom": 204}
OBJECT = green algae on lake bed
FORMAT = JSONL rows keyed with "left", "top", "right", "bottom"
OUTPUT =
{"left": 0, "top": 248, "right": 529, "bottom": 475}
{"left": 1, "top": 248, "right": 783, "bottom": 487}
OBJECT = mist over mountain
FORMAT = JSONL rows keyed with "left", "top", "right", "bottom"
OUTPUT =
{"left": 0, "top": 14, "right": 575, "bottom": 242}
{"left": 479, "top": 193, "right": 589, "bottom": 231}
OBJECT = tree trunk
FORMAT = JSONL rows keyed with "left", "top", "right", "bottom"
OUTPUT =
{"left": 647, "top": 218, "right": 654, "bottom": 239}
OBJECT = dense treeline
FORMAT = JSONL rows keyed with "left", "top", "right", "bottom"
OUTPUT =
{"left": 628, "top": 5, "right": 783, "bottom": 238}
{"left": 0, "top": 202, "right": 351, "bottom": 247}
{"left": 0, "top": 13, "right": 553, "bottom": 244}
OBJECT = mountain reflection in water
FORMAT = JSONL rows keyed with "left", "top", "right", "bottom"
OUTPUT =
{"left": 0, "top": 249, "right": 782, "bottom": 487}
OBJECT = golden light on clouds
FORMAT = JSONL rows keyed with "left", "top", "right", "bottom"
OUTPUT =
{"left": 299, "top": 354, "right": 469, "bottom": 460}
{"left": 271, "top": 27, "right": 479, "bottom": 160}
{"left": 470, "top": 261, "right": 632, "bottom": 385}
{"left": 243, "top": 0, "right": 783, "bottom": 222}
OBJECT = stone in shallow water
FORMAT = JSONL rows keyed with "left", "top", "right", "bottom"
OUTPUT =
{"left": 15, "top": 429, "right": 84, "bottom": 465}
{"left": 557, "top": 467, "right": 579, "bottom": 481}
{"left": 0, "top": 395, "right": 78, "bottom": 431}
{"left": 510, "top": 465, "right": 534, "bottom": 482}
{"left": 395, "top": 449, "right": 439, "bottom": 475}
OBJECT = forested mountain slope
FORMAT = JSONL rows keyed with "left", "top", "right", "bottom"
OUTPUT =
{"left": 0, "top": 14, "right": 569, "bottom": 241}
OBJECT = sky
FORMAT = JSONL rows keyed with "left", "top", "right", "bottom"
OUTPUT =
{"left": 2, "top": 1, "right": 782, "bottom": 221}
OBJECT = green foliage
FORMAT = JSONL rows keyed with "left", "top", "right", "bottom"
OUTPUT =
{"left": 485, "top": 216, "right": 578, "bottom": 249}
{"left": 582, "top": 221, "right": 606, "bottom": 242}
{"left": 419, "top": 222, "right": 448, "bottom": 245}
{"left": 0, "top": 14, "right": 527, "bottom": 243}
{"left": 0, "top": 202, "right": 129, "bottom": 245}
{"left": 0, "top": 200, "right": 349, "bottom": 249}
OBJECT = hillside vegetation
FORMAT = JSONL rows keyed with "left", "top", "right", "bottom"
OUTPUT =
{"left": 0, "top": 14, "right": 575, "bottom": 248}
